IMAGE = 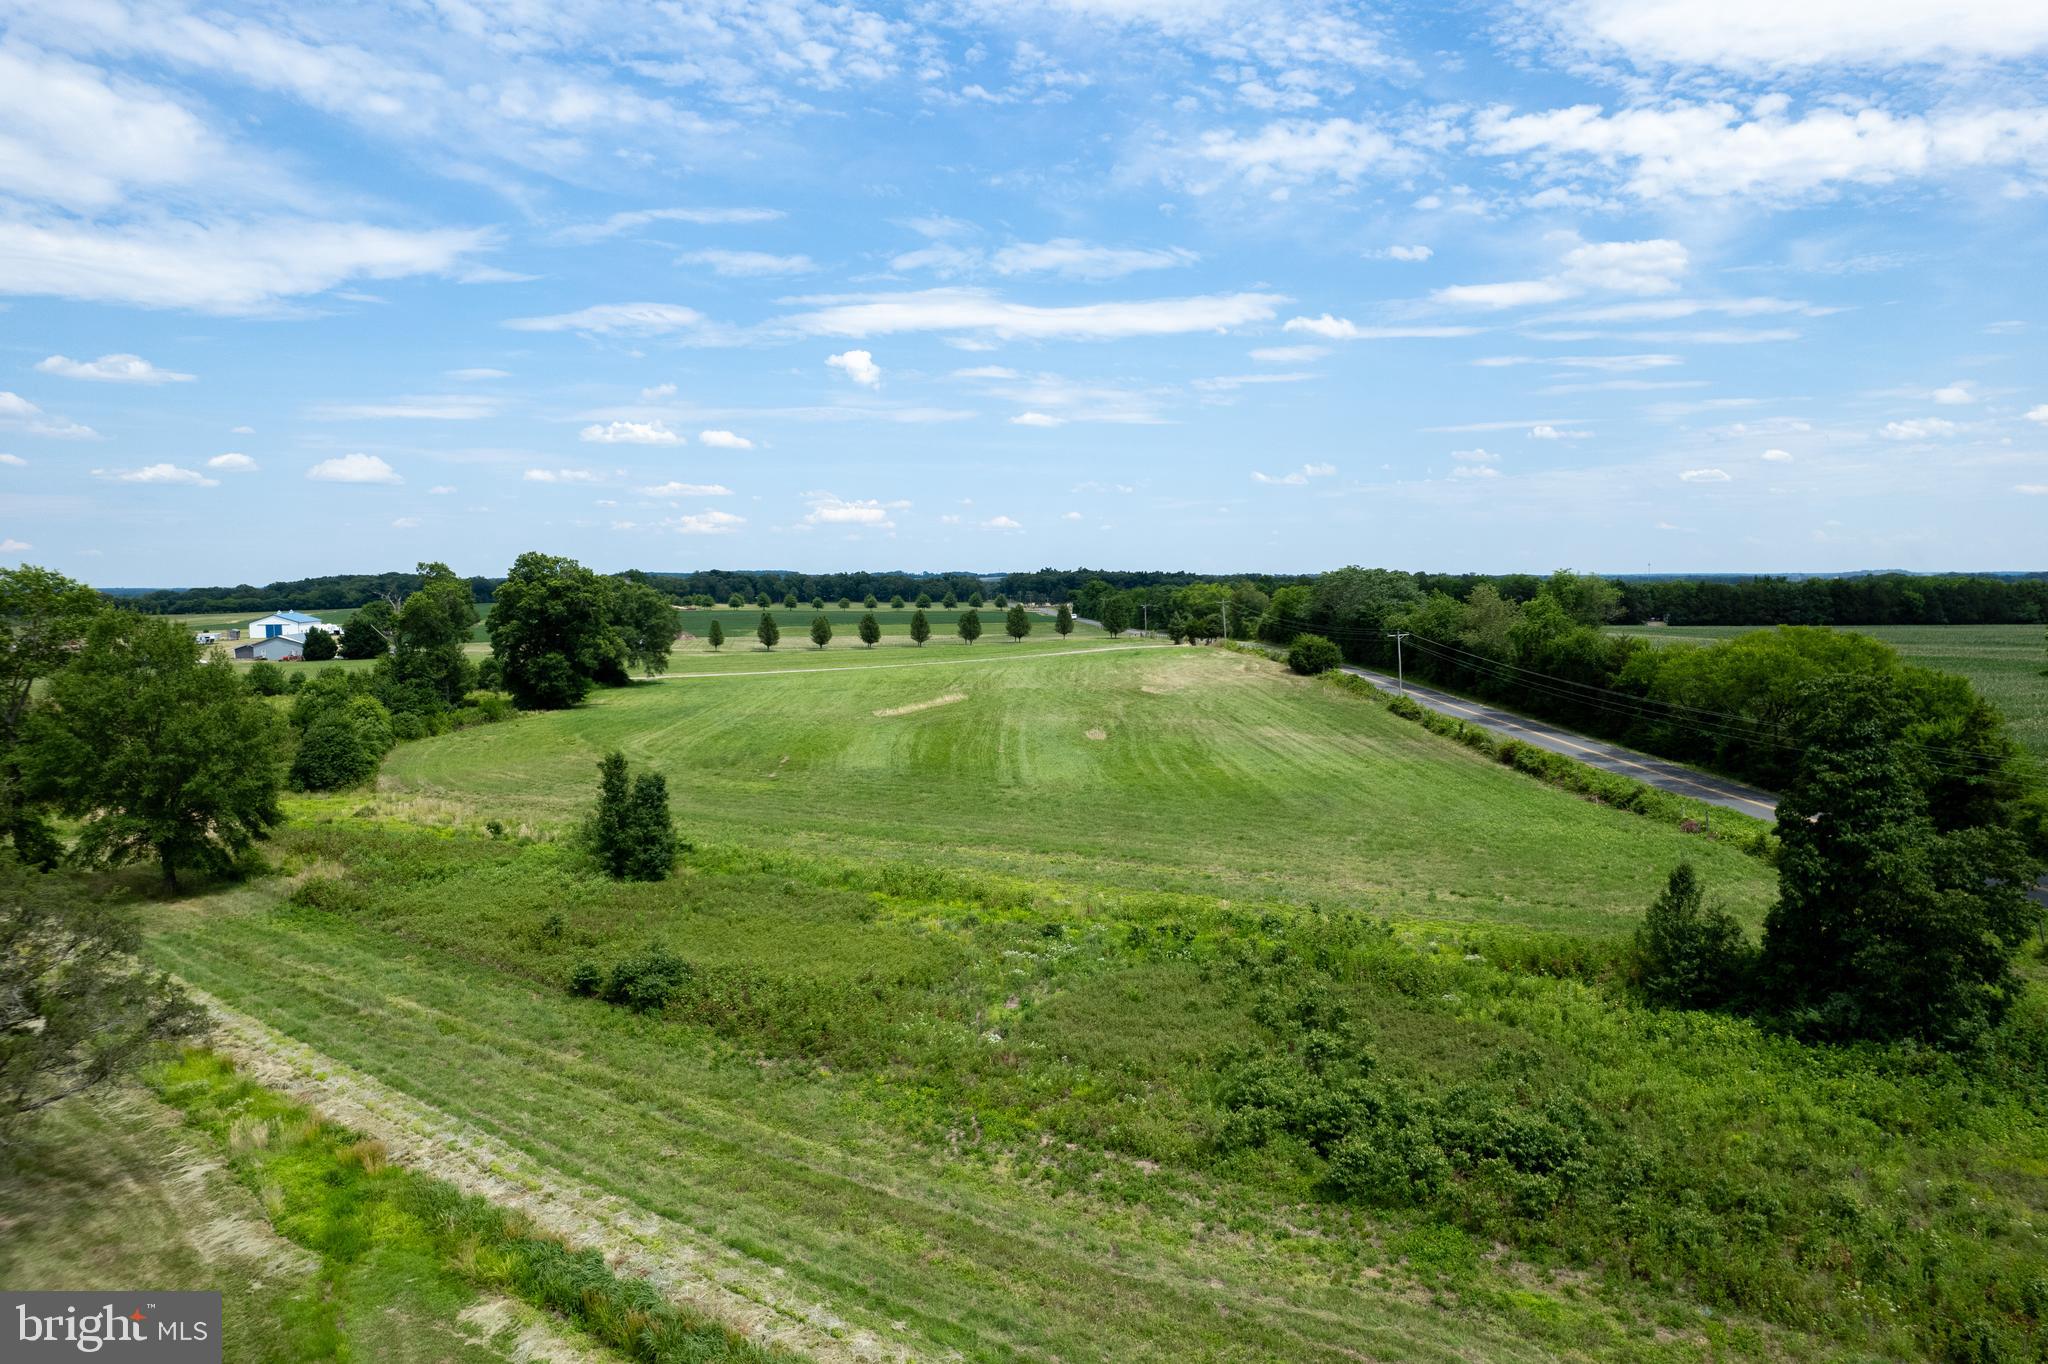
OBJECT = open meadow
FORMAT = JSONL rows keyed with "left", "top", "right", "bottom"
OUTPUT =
{"left": 1610, "top": 624, "right": 2048, "bottom": 762}
{"left": 102, "top": 642, "right": 2048, "bottom": 1363}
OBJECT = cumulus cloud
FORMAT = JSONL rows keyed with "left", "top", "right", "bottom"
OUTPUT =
{"left": 35, "top": 353, "right": 193, "bottom": 383}
{"left": 673, "top": 509, "right": 746, "bottom": 534}
{"left": 0, "top": 454, "right": 23, "bottom": 467}
{"left": 1011, "top": 411, "right": 1064, "bottom": 427}
{"left": 100, "top": 462, "right": 217, "bottom": 486}
{"left": 1880, "top": 418, "right": 1959, "bottom": 439}
{"left": 641, "top": 383, "right": 677, "bottom": 401}
{"left": 0, "top": 538, "right": 28, "bottom": 551}
{"left": 676, "top": 249, "right": 816, "bottom": 276}
{"left": 803, "top": 493, "right": 903, "bottom": 529}
{"left": 1063, "top": 510, "right": 1083, "bottom": 520}
{"left": 1530, "top": 424, "right": 1589, "bottom": 439}
{"left": 1679, "top": 467, "right": 1731, "bottom": 482}
{"left": 207, "top": 452, "right": 258, "bottom": 472}
{"left": 0, "top": 391, "right": 97, "bottom": 439}
{"left": 641, "top": 481, "right": 733, "bottom": 497}
{"left": 1472, "top": 100, "right": 2048, "bottom": 203}
{"left": 1931, "top": 381, "right": 1978, "bottom": 405}
{"left": 1187, "top": 117, "right": 1417, "bottom": 189}
{"left": 983, "top": 515, "right": 1023, "bottom": 529}
{"left": 826, "top": 349, "right": 882, "bottom": 387}
{"left": 582, "top": 419, "right": 683, "bottom": 445}
{"left": 1762, "top": 447, "right": 1794, "bottom": 461}
{"left": 428, "top": 485, "right": 456, "bottom": 495}
{"left": 504, "top": 303, "right": 703, "bottom": 334}
{"left": 447, "top": 367, "right": 510, "bottom": 380}
{"left": 1282, "top": 315, "right": 1477, "bottom": 340}
{"left": 524, "top": 468, "right": 601, "bottom": 483}
{"left": 1449, "top": 464, "right": 1500, "bottom": 479}
{"left": 786, "top": 289, "right": 1283, "bottom": 341}
{"left": 1253, "top": 461, "right": 1337, "bottom": 485}
{"left": 392, "top": 516, "right": 421, "bottom": 528}
{"left": 306, "top": 453, "right": 401, "bottom": 483}
{"left": 2028, "top": 404, "right": 2048, "bottom": 424}
{"left": 2017, "top": 484, "right": 2048, "bottom": 495}
{"left": 698, "top": 429, "right": 753, "bottom": 449}
{"left": 1433, "top": 238, "right": 1689, "bottom": 310}
{"left": 1382, "top": 244, "right": 1432, "bottom": 261}
{"left": 1536, "top": 0, "right": 2048, "bottom": 70}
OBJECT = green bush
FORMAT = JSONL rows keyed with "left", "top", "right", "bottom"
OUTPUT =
{"left": 1634, "top": 862, "right": 1750, "bottom": 1009}
{"left": 245, "top": 660, "right": 287, "bottom": 696}
{"left": 600, "top": 944, "right": 690, "bottom": 1012}
{"left": 1287, "top": 634, "right": 1343, "bottom": 675}
{"left": 290, "top": 715, "right": 380, "bottom": 790}
{"left": 390, "top": 711, "right": 429, "bottom": 742}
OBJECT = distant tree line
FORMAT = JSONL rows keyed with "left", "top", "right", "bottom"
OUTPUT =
{"left": 1615, "top": 572, "right": 2048, "bottom": 626}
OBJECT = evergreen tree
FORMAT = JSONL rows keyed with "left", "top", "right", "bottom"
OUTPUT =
{"left": 957, "top": 609, "right": 982, "bottom": 644}
{"left": 620, "top": 770, "right": 678, "bottom": 881}
{"left": 858, "top": 612, "right": 881, "bottom": 648}
{"left": 1005, "top": 603, "right": 1031, "bottom": 641}
{"left": 757, "top": 610, "right": 781, "bottom": 650}
{"left": 707, "top": 619, "right": 724, "bottom": 651}
{"left": 301, "top": 626, "right": 338, "bottom": 660}
{"left": 1635, "top": 863, "right": 1749, "bottom": 1009}
{"left": 909, "top": 609, "right": 931, "bottom": 647}
{"left": 809, "top": 613, "right": 834, "bottom": 649}
{"left": 1055, "top": 603, "right": 1074, "bottom": 638}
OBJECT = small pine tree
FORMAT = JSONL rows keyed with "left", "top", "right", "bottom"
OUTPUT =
{"left": 909, "top": 609, "right": 931, "bottom": 647}
{"left": 1635, "top": 862, "right": 1749, "bottom": 1009}
{"left": 1055, "top": 603, "right": 1074, "bottom": 637}
{"left": 756, "top": 610, "right": 780, "bottom": 650}
{"left": 586, "top": 751, "right": 631, "bottom": 876}
{"left": 858, "top": 612, "right": 881, "bottom": 648}
{"left": 708, "top": 619, "right": 724, "bottom": 651}
{"left": 1005, "top": 603, "right": 1031, "bottom": 641}
{"left": 620, "top": 770, "right": 678, "bottom": 881}
{"left": 809, "top": 613, "right": 834, "bottom": 649}
{"left": 957, "top": 608, "right": 982, "bottom": 644}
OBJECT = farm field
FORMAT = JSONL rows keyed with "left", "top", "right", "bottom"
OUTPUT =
{"left": 382, "top": 642, "right": 1777, "bottom": 935}
{"left": 124, "top": 642, "right": 2048, "bottom": 1362}
{"left": 1610, "top": 623, "right": 2048, "bottom": 762}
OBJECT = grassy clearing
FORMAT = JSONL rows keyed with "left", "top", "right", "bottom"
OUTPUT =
{"left": 1611, "top": 624, "right": 2048, "bottom": 762}
{"left": 380, "top": 644, "right": 1778, "bottom": 936}
{"left": 136, "top": 817, "right": 2048, "bottom": 1363}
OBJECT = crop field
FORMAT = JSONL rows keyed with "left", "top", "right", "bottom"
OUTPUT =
{"left": 1610, "top": 623, "right": 2048, "bottom": 761}
{"left": 382, "top": 643, "right": 1776, "bottom": 934}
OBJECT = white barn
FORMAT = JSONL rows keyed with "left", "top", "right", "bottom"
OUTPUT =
{"left": 247, "top": 610, "right": 327, "bottom": 642}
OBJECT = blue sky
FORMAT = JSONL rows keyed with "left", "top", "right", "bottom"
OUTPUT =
{"left": 2, "top": 0, "right": 2045, "bottom": 584}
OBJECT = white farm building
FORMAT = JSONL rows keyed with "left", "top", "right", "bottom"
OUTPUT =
{"left": 247, "top": 610, "right": 328, "bottom": 642}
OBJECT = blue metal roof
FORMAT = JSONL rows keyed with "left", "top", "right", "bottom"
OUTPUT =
{"left": 273, "top": 610, "right": 324, "bottom": 623}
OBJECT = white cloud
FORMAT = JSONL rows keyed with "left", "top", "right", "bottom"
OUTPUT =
{"left": 1539, "top": 0, "right": 2048, "bottom": 70}
{"left": 306, "top": 453, "right": 401, "bottom": 484}
{"left": 988, "top": 239, "right": 1196, "bottom": 280}
{"left": 1473, "top": 101, "right": 2048, "bottom": 203}
{"left": 524, "top": 468, "right": 600, "bottom": 483}
{"left": 2027, "top": 405, "right": 2048, "bottom": 424}
{"left": 1931, "top": 381, "right": 1978, "bottom": 405}
{"left": 1251, "top": 344, "right": 1329, "bottom": 362}
{"left": 428, "top": 484, "right": 456, "bottom": 495}
{"left": 1530, "top": 424, "right": 1589, "bottom": 439}
{"left": 555, "top": 208, "right": 783, "bottom": 244}
{"left": 0, "top": 44, "right": 226, "bottom": 210}
{"left": 230, "top": 425, "right": 254, "bottom": 434}
{"left": 0, "top": 391, "right": 97, "bottom": 439}
{"left": 1449, "top": 464, "right": 1500, "bottom": 479}
{"left": 582, "top": 419, "right": 683, "bottom": 445}
{"left": 785, "top": 288, "right": 1284, "bottom": 341}
{"left": 676, "top": 248, "right": 816, "bottom": 277}
{"left": 0, "top": 454, "right": 23, "bottom": 467}
{"left": 447, "top": 367, "right": 510, "bottom": 380}
{"left": 1253, "top": 461, "right": 1338, "bottom": 485}
{"left": 1762, "top": 447, "right": 1794, "bottom": 461}
{"left": 35, "top": 353, "right": 193, "bottom": 383}
{"left": 698, "top": 429, "right": 753, "bottom": 449}
{"left": 2016, "top": 484, "right": 2048, "bottom": 495}
{"left": 0, "top": 215, "right": 491, "bottom": 314}
{"left": 1011, "top": 411, "right": 1064, "bottom": 427}
{"left": 1451, "top": 447, "right": 1498, "bottom": 462}
{"left": 1063, "top": 510, "right": 1083, "bottom": 520}
{"left": 1188, "top": 117, "right": 1417, "bottom": 189}
{"left": 392, "top": 516, "right": 421, "bottom": 528}
{"left": 1383, "top": 244, "right": 1433, "bottom": 261}
{"left": 826, "top": 349, "right": 882, "bottom": 387}
{"left": 983, "top": 515, "right": 1023, "bottom": 529}
{"left": 1880, "top": 418, "right": 1959, "bottom": 439}
{"left": 673, "top": 509, "right": 746, "bottom": 534}
{"left": 1282, "top": 315, "right": 1478, "bottom": 340}
{"left": 102, "top": 462, "right": 217, "bottom": 486}
{"left": 641, "top": 481, "right": 733, "bottom": 497}
{"left": 1679, "top": 467, "right": 1732, "bottom": 482}
{"left": 0, "top": 538, "right": 27, "bottom": 551}
{"left": 1434, "top": 238, "right": 1689, "bottom": 310}
{"left": 641, "top": 383, "right": 677, "bottom": 400}
{"left": 504, "top": 303, "right": 703, "bottom": 334}
{"left": 804, "top": 494, "right": 900, "bottom": 529}
{"left": 207, "top": 452, "right": 258, "bottom": 472}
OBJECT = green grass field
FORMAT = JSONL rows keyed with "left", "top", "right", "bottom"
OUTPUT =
{"left": 381, "top": 643, "right": 1777, "bottom": 935}
{"left": 1611, "top": 623, "right": 2048, "bottom": 761}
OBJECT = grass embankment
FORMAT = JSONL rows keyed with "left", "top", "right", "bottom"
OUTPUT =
{"left": 381, "top": 644, "right": 1777, "bottom": 936}
{"left": 141, "top": 818, "right": 2048, "bottom": 1364}
{"left": 1611, "top": 624, "right": 2048, "bottom": 762}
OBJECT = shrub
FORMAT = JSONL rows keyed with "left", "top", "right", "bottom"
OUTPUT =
{"left": 390, "top": 711, "right": 429, "bottom": 742}
{"left": 1287, "top": 633, "right": 1343, "bottom": 675}
{"left": 583, "top": 751, "right": 678, "bottom": 881}
{"left": 246, "top": 660, "right": 287, "bottom": 696}
{"left": 290, "top": 707, "right": 388, "bottom": 791}
{"left": 301, "top": 627, "right": 338, "bottom": 661}
{"left": 601, "top": 944, "right": 690, "bottom": 1012}
{"left": 1635, "top": 863, "right": 1751, "bottom": 1009}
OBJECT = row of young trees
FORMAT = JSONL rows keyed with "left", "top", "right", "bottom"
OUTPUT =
{"left": 735, "top": 604, "right": 1053, "bottom": 650}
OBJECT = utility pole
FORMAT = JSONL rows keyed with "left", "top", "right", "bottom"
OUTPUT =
{"left": 1385, "top": 630, "right": 1409, "bottom": 691}
{"left": 1220, "top": 600, "right": 1228, "bottom": 644}
{"left": 1141, "top": 604, "right": 1149, "bottom": 637}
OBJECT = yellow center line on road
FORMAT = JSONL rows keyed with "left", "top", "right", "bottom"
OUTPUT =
{"left": 1392, "top": 684, "right": 1780, "bottom": 816}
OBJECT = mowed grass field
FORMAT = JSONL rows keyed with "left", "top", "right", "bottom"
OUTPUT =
{"left": 1611, "top": 623, "right": 2048, "bottom": 761}
{"left": 382, "top": 643, "right": 1777, "bottom": 934}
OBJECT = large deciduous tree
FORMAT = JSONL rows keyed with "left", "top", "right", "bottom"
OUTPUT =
{"left": 487, "top": 552, "right": 619, "bottom": 710}
{"left": 24, "top": 615, "right": 284, "bottom": 891}
{"left": 0, "top": 566, "right": 105, "bottom": 867}
{"left": 606, "top": 577, "right": 677, "bottom": 677}
{"left": 390, "top": 561, "right": 479, "bottom": 704}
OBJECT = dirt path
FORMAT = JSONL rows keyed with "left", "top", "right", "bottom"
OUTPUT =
{"left": 188, "top": 986, "right": 912, "bottom": 1364}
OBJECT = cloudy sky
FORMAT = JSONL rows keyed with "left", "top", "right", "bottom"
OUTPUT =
{"left": 3, "top": 0, "right": 2045, "bottom": 583}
